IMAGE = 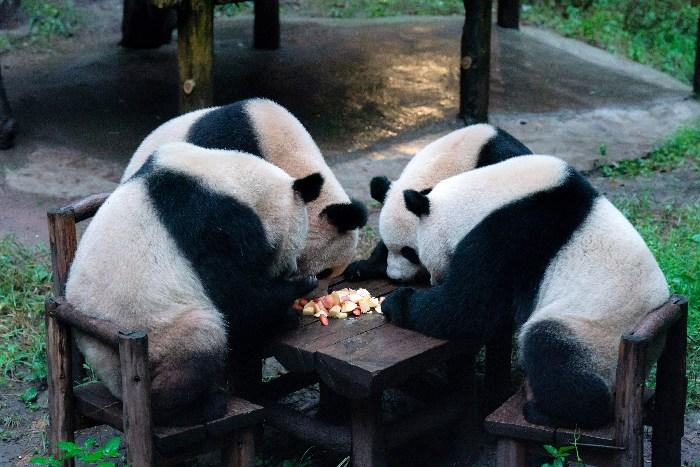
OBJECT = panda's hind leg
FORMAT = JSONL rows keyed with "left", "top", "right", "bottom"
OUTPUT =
{"left": 521, "top": 319, "right": 613, "bottom": 429}
{"left": 147, "top": 307, "right": 228, "bottom": 426}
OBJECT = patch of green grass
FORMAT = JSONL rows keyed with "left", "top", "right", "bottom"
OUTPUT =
{"left": 0, "top": 236, "right": 51, "bottom": 384}
{"left": 598, "top": 118, "right": 700, "bottom": 177}
{"left": 214, "top": 2, "right": 253, "bottom": 18}
{"left": 21, "top": 0, "right": 78, "bottom": 39}
{"left": 611, "top": 198, "right": 700, "bottom": 406}
{"left": 306, "top": 0, "right": 463, "bottom": 18}
{"left": 522, "top": 0, "right": 698, "bottom": 83}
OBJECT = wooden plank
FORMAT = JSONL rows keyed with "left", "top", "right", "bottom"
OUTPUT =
{"left": 53, "top": 299, "right": 123, "bottom": 348}
{"left": 270, "top": 313, "right": 386, "bottom": 374}
{"left": 459, "top": 0, "right": 492, "bottom": 124}
{"left": 259, "top": 371, "right": 318, "bottom": 402}
{"left": 71, "top": 192, "right": 110, "bottom": 222}
{"left": 74, "top": 382, "right": 124, "bottom": 430}
{"left": 484, "top": 388, "right": 556, "bottom": 444}
{"left": 47, "top": 209, "right": 77, "bottom": 297}
{"left": 119, "top": 331, "right": 154, "bottom": 466}
{"left": 497, "top": 0, "right": 520, "bottom": 29}
{"left": 629, "top": 295, "right": 684, "bottom": 342}
{"left": 45, "top": 299, "right": 76, "bottom": 467}
{"left": 177, "top": 0, "right": 214, "bottom": 112}
{"left": 315, "top": 323, "right": 467, "bottom": 399}
{"left": 351, "top": 393, "right": 386, "bottom": 467}
{"left": 265, "top": 403, "right": 352, "bottom": 453}
{"left": 651, "top": 298, "right": 687, "bottom": 467}
{"left": 253, "top": 0, "right": 279, "bottom": 50}
{"left": 205, "top": 397, "right": 264, "bottom": 437}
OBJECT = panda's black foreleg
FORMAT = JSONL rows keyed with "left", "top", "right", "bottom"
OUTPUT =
{"left": 343, "top": 241, "right": 389, "bottom": 281}
{"left": 521, "top": 319, "right": 613, "bottom": 429}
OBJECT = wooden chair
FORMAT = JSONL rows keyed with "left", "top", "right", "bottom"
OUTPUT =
{"left": 45, "top": 193, "right": 264, "bottom": 467}
{"left": 485, "top": 295, "right": 688, "bottom": 467}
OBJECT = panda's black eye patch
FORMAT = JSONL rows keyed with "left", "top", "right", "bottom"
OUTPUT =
{"left": 400, "top": 247, "right": 421, "bottom": 265}
{"left": 317, "top": 268, "right": 333, "bottom": 280}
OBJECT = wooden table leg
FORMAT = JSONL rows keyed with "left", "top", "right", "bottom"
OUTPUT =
{"left": 459, "top": 0, "right": 492, "bottom": 125}
{"left": 319, "top": 380, "right": 350, "bottom": 424}
{"left": 253, "top": 0, "right": 279, "bottom": 50}
{"left": 177, "top": 0, "right": 214, "bottom": 113}
{"left": 351, "top": 392, "right": 386, "bottom": 467}
{"left": 221, "top": 428, "right": 256, "bottom": 467}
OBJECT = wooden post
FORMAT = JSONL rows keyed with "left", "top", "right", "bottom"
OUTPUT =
{"left": 45, "top": 299, "right": 76, "bottom": 467}
{"left": 221, "top": 428, "right": 256, "bottom": 467}
{"left": 484, "top": 320, "right": 513, "bottom": 414}
{"left": 0, "top": 66, "right": 16, "bottom": 149}
{"left": 177, "top": 0, "right": 214, "bottom": 113}
{"left": 253, "top": 0, "right": 280, "bottom": 50}
{"left": 319, "top": 380, "right": 350, "bottom": 423}
{"left": 651, "top": 299, "right": 688, "bottom": 467}
{"left": 351, "top": 392, "right": 386, "bottom": 467}
{"left": 495, "top": 439, "right": 527, "bottom": 467}
{"left": 613, "top": 335, "right": 647, "bottom": 467}
{"left": 497, "top": 0, "right": 520, "bottom": 29}
{"left": 694, "top": 12, "right": 700, "bottom": 95}
{"left": 459, "top": 0, "right": 492, "bottom": 124}
{"left": 47, "top": 208, "right": 85, "bottom": 384}
{"left": 119, "top": 331, "right": 154, "bottom": 466}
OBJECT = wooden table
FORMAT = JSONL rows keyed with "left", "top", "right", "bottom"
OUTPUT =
{"left": 230, "top": 278, "right": 515, "bottom": 467}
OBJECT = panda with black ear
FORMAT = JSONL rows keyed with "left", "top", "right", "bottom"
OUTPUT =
{"left": 345, "top": 124, "right": 531, "bottom": 283}
{"left": 122, "top": 98, "right": 367, "bottom": 288}
{"left": 381, "top": 155, "right": 669, "bottom": 428}
{"left": 67, "top": 142, "right": 323, "bottom": 425}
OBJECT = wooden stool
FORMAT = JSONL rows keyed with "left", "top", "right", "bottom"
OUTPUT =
{"left": 485, "top": 296, "right": 688, "bottom": 467}
{"left": 46, "top": 194, "right": 263, "bottom": 467}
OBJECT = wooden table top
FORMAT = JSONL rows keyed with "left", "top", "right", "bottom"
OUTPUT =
{"left": 268, "top": 278, "right": 469, "bottom": 399}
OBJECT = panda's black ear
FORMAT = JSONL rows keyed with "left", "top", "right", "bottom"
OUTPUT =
{"left": 321, "top": 199, "right": 368, "bottom": 233}
{"left": 293, "top": 173, "right": 324, "bottom": 204}
{"left": 370, "top": 176, "right": 392, "bottom": 204}
{"left": 404, "top": 189, "right": 430, "bottom": 218}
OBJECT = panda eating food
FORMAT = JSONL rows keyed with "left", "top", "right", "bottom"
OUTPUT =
{"left": 66, "top": 142, "right": 323, "bottom": 425}
{"left": 381, "top": 155, "right": 669, "bottom": 428}
{"left": 121, "top": 98, "right": 367, "bottom": 288}
{"left": 344, "top": 124, "right": 531, "bottom": 283}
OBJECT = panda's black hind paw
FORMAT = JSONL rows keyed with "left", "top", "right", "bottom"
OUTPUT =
{"left": 522, "top": 400, "right": 557, "bottom": 427}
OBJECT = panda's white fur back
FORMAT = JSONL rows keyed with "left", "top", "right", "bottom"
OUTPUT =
{"left": 521, "top": 196, "right": 669, "bottom": 382}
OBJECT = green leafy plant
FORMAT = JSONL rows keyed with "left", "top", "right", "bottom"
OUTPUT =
{"left": 20, "top": 386, "right": 40, "bottom": 411}
{"left": 541, "top": 433, "right": 583, "bottom": 467}
{"left": 21, "top": 0, "right": 77, "bottom": 39}
{"left": 30, "top": 436, "right": 122, "bottom": 466}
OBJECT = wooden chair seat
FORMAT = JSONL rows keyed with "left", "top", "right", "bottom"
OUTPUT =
{"left": 74, "top": 382, "right": 264, "bottom": 454}
{"left": 484, "top": 386, "right": 616, "bottom": 447}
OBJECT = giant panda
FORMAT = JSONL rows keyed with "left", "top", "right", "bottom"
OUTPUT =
{"left": 66, "top": 142, "right": 323, "bottom": 425}
{"left": 121, "top": 98, "right": 367, "bottom": 286}
{"left": 344, "top": 124, "right": 531, "bottom": 283}
{"left": 381, "top": 155, "right": 669, "bottom": 428}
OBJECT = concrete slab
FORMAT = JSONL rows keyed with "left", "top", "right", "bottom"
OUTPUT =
{"left": 1, "top": 13, "right": 698, "bottom": 243}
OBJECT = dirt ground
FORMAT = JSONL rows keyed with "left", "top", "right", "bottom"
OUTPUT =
{"left": 1, "top": 0, "right": 699, "bottom": 465}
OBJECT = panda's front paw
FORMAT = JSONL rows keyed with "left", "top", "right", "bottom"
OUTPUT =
{"left": 381, "top": 287, "right": 414, "bottom": 327}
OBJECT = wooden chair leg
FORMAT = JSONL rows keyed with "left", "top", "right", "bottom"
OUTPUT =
{"left": 651, "top": 299, "right": 688, "bottom": 467}
{"left": 495, "top": 439, "right": 526, "bottom": 467}
{"left": 119, "top": 331, "right": 154, "bottom": 466}
{"left": 45, "top": 299, "right": 76, "bottom": 467}
{"left": 253, "top": 0, "right": 279, "bottom": 50}
{"left": 319, "top": 380, "right": 350, "bottom": 423}
{"left": 222, "top": 428, "right": 256, "bottom": 467}
{"left": 351, "top": 392, "right": 386, "bottom": 467}
{"left": 177, "top": 0, "right": 214, "bottom": 112}
{"left": 459, "top": 0, "right": 492, "bottom": 125}
{"left": 497, "top": 0, "right": 520, "bottom": 29}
